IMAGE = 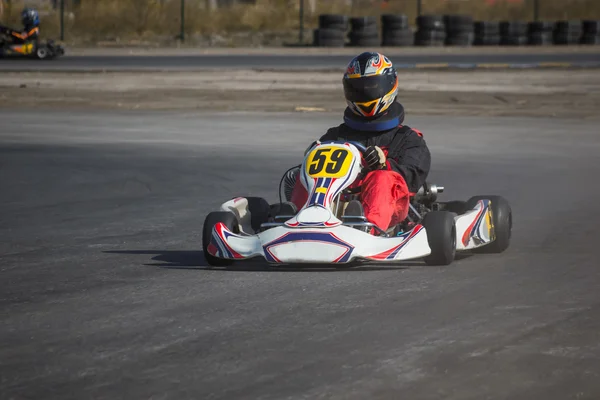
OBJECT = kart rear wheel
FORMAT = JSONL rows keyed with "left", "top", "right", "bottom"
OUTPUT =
{"left": 466, "top": 195, "right": 512, "bottom": 253}
{"left": 422, "top": 211, "right": 457, "bottom": 266}
{"left": 202, "top": 211, "right": 240, "bottom": 267}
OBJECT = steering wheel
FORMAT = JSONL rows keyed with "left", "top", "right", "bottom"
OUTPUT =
{"left": 318, "top": 140, "right": 367, "bottom": 154}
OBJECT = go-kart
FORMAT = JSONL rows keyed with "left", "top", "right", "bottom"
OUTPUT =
{"left": 0, "top": 37, "right": 65, "bottom": 60}
{"left": 202, "top": 141, "right": 512, "bottom": 267}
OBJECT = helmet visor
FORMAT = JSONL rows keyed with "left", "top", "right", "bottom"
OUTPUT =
{"left": 343, "top": 74, "right": 397, "bottom": 103}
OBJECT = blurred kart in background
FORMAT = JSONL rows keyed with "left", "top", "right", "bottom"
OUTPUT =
{"left": 0, "top": 27, "right": 65, "bottom": 60}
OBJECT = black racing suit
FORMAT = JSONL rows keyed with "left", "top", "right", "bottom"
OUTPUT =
{"left": 317, "top": 101, "right": 431, "bottom": 193}
{"left": 290, "top": 101, "right": 431, "bottom": 230}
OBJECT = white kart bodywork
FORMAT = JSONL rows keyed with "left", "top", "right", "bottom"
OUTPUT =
{"left": 206, "top": 142, "right": 496, "bottom": 264}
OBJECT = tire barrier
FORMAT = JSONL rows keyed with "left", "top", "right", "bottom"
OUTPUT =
{"left": 581, "top": 20, "right": 600, "bottom": 45}
{"left": 381, "top": 14, "right": 413, "bottom": 47}
{"left": 553, "top": 20, "right": 582, "bottom": 45}
{"left": 348, "top": 16, "right": 380, "bottom": 47}
{"left": 500, "top": 21, "right": 528, "bottom": 45}
{"left": 313, "top": 14, "right": 600, "bottom": 48}
{"left": 415, "top": 15, "right": 446, "bottom": 46}
{"left": 527, "top": 21, "right": 554, "bottom": 45}
{"left": 473, "top": 21, "right": 500, "bottom": 45}
{"left": 443, "top": 14, "right": 474, "bottom": 46}
{"left": 313, "top": 14, "right": 347, "bottom": 47}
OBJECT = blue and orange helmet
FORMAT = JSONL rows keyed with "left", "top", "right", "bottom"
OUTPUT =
{"left": 21, "top": 8, "right": 40, "bottom": 29}
{"left": 343, "top": 52, "right": 398, "bottom": 119}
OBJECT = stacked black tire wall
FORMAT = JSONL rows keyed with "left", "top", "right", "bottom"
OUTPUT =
{"left": 415, "top": 15, "right": 446, "bottom": 46}
{"left": 528, "top": 21, "right": 554, "bottom": 45}
{"left": 381, "top": 14, "right": 413, "bottom": 46}
{"left": 553, "top": 20, "right": 582, "bottom": 45}
{"left": 473, "top": 21, "right": 500, "bottom": 45}
{"left": 314, "top": 14, "right": 347, "bottom": 47}
{"left": 443, "top": 15, "right": 474, "bottom": 46}
{"left": 581, "top": 20, "right": 600, "bottom": 45}
{"left": 500, "top": 21, "right": 528, "bottom": 45}
{"left": 348, "top": 16, "right": 379, "bottom": 47}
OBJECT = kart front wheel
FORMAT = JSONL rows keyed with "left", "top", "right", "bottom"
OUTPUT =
{"left": 36, "top": 46, "right": 49, "bottom": 59}
{"left": 466, "top": 195, "right": 512, "bottom": 253}
{"left": 202, "top": 211, "right": 239, "bottom": 267}
{"left": 422, "top": 211, "right": 457, "bottom": 266}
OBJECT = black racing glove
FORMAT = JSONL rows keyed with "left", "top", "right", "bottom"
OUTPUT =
{"left": 364, "top": 146, "right": 387, "bottom": 171}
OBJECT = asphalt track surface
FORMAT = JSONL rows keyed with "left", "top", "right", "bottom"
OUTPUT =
{"left": 1, "top": 110, "right": 600, "bottom": 399}
{"left": 1, "top": 51, "right": 600, "bottom": 71}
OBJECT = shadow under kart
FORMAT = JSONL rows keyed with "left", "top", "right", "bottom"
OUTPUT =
{"left": 202, "top": 141, "right": 512, "bottom": 268}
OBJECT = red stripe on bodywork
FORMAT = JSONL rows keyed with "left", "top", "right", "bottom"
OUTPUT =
{"left": 462, "top": 202, "right": 484, "bottom": 246}
{"left": 215, "top": 222, "right": 245, "bottom": 259}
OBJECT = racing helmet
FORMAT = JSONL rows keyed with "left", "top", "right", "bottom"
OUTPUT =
{"left": 343, "top": 52, "right": 398, "bottom": 119}
{"left": 21, "top": 8, "right": 40, "bottom": 29}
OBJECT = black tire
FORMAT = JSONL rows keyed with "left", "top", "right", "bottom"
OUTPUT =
{"left": 554, "top": 20, "right": 582, "bottom": 35}
{"left": 528, "top": 21, "right": 554, "bottom": 33}
{"left": 316, "top": 28, "right": 346, "bottom": 40}
{"left": 382, "top": 38, "right": 414, "bottom": 46}
{"left": 443, "top": 14, "right": 473, "bottom": 26}
{"left": 583, "top": 20, "right": 600, "bottom": 34}
{"left": 447, "top": 25, "right": 475, "bottom": 36}
{"left": 381, "top": 29, "right": 414, "bottom": 46}
{"left": 443, "top": 15, "right": 474, "bottom": 33}
{"left": 417, "top": 15, "right": 445, "bottom": 31}
{"left": 382, "top": 28, "right": 413, "bottom": 40}
{"left": 553, "top": 32, "right": 582, "bottom": 45}
{"left": 500, "top": 35, "right": 528, "bottom": 46}
{"left": 381, "top": 14, "right": 409, "bottom": 30}
{"left": 202, "top": 211, "right": 240, "bottom": 266}
{"left": 414, "top": 38, "right": 445, "bottom": 47}
{"left": 245, "top": 197, "right": 271, "bottom": 233}
{"left": 319, "top": 14, "right": 347, "bottom": 27}
{"left": 500, "top": 21, "right": 528, "bottom": 36}
{"left": 349, "top": 25, "right": 379, "bottom": 36}
{"left": 415, "top": 30, "right": 446, "bottom": 41}
{"left": 314, "top": 29, "right": 346, "bottom": 47}
{"left": 580, "top": 34, "right": 600, "bottom": 45}
{"left": 445, "top": 33, "right": 474, "bottom": 46}
{"left": 348, "top": 36, "right": 381, "bottom": 47}
{"left": 422, "top": 211, "right": 457, "bottom": 266}
{"left": 528, "top": 32, "right": 553, "bottom": 45}
{"left": 465, "top": 195, "right": 512, "bottom": 254}
{"left": 320, "top": 23, "right": 347, "bottom": 32}
{"left": 317, "top": 38, "right": 346, "bottom": 47}
{"left": 35, "top": 46, "right": 50, "bottom": 60}
{"left": 474, "top": 21, "right": 500, "bottom": 35}
{"left": 473, "top": 35, "right": 501, "bottom": 46}
{"left": 350, "top": 16, "right": 378, "bottom": 30}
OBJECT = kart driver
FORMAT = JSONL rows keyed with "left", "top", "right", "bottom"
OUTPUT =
{"left": 0, "top": 8, "right": 40, "bottom": 55}
{"left": 289, "top": 51, "right": 431, "bottom": 234}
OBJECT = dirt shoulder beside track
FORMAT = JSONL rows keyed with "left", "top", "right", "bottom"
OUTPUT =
{"left": 1, "top": 69, "right": 599, "bottom": 118}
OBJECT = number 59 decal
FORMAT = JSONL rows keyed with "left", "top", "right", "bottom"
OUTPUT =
{"left": 305, "top": 146, "right": 352, "bottom": 178}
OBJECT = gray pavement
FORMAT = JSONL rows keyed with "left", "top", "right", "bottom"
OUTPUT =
{"left": 1, "top": 51, "right": 600, "bottom": 71}
{"left": 1, "top": 110, "right": 600, "bottom": 399}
